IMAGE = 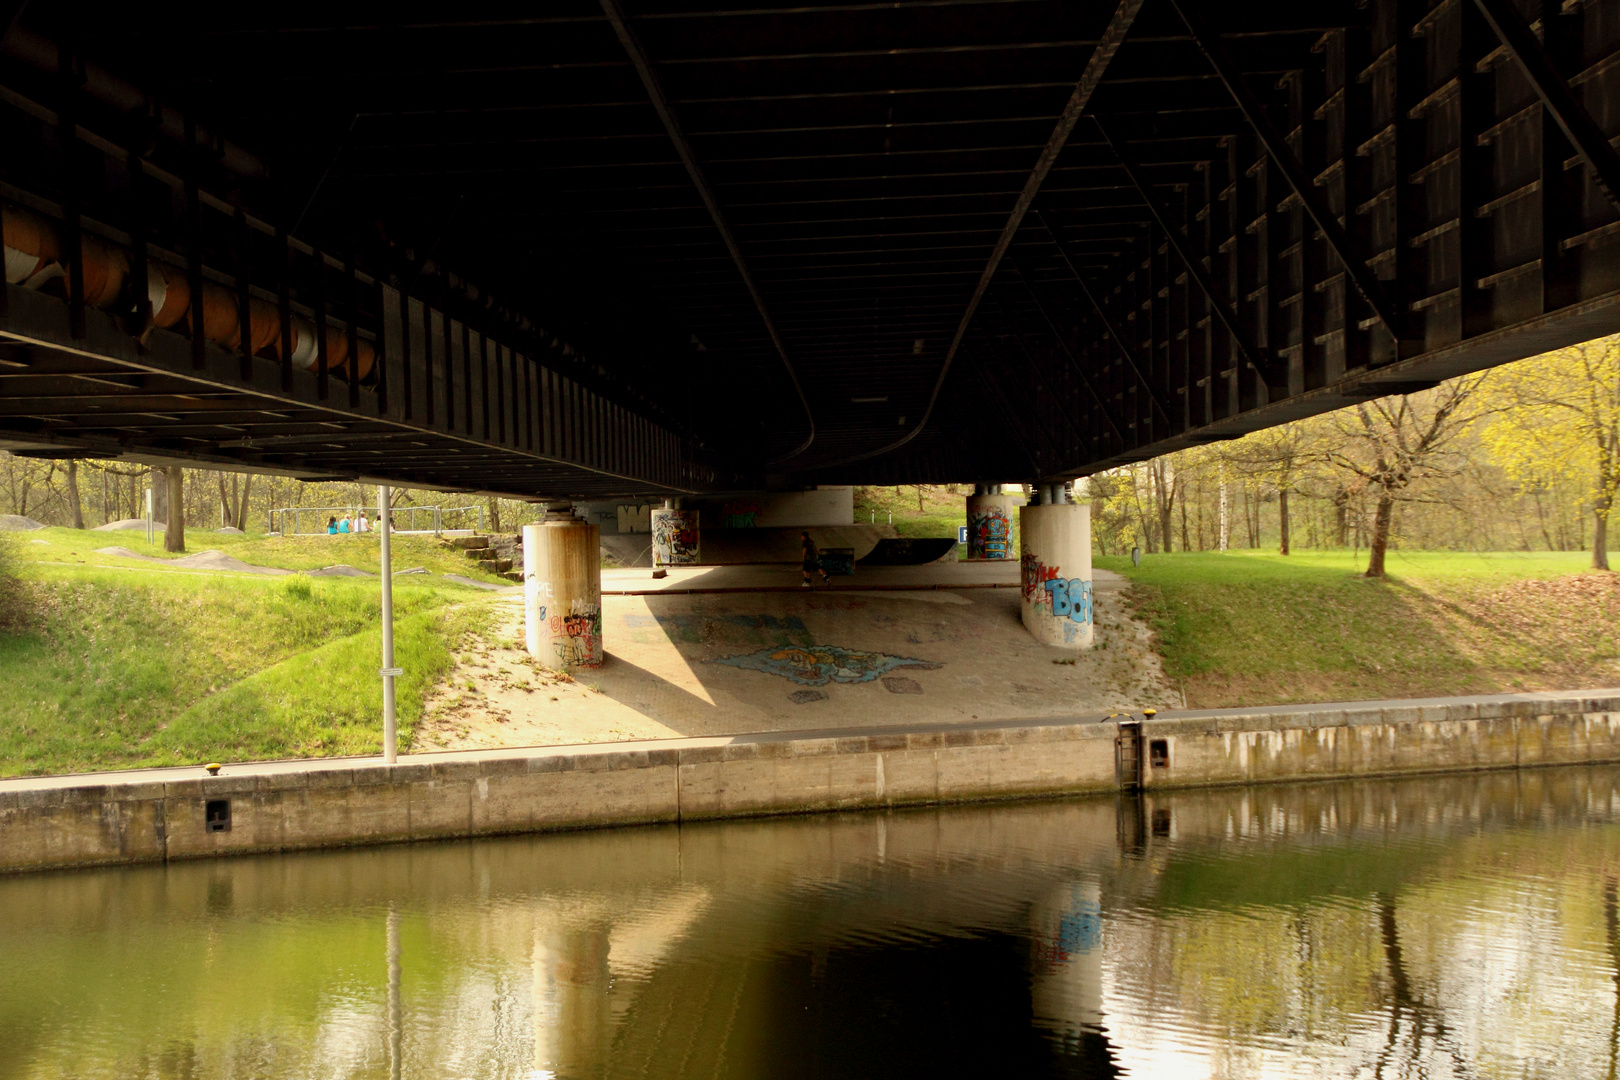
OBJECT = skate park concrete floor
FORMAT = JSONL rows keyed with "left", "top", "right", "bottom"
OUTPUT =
{"left": 414, "top": 564, "right": 1176, "bottom": 751}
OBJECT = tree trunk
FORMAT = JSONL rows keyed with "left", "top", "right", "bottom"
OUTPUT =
{"left": 218, "top": 473, "right": 234, "bottom": 530}
{"left": 486, "top": 495, "right": 502, "bottom": 534}
{"left": 235, "top": 473, "right": 253, "bottom": 531}
{"left": 1366, "top": 491, "right": 1395, "bottom": 577}
{"left": 64, "top": 458, "right": 84, "bottom": 529}
{"left": 163, "top": 466, "right": 185, "bottom": 553}
{"left": 1595, "top": 501, "right": 1611, "bottom": 571}
{"left": 1277, "top": 487, "right": 1290, "bottom": 556}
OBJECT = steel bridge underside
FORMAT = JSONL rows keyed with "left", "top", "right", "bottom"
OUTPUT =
{"left": 0, "top": 0, "right": 1616, "bottom": 497}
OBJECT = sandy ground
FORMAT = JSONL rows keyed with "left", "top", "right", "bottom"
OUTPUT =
{"left": 413, "top": 568, "right": 1174, "bottom": 750}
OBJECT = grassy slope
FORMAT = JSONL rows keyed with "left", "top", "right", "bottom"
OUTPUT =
{"left": 854, "top": 485, "right": 1025, "bottom": 551}
{"left": 0, "top": 529, "right": 506, "bottom": 776}
{"left": 22, "top": 525, "right": 502, "bottom": 577}
{"left": 1104, "top": 549, "right": 1620, "bottom": 707}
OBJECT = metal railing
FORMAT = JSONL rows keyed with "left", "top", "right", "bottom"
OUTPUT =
{"left": 270, "top": 504, "right": 485, "bottom": 536}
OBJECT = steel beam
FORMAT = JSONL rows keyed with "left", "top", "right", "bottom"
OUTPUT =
{"left": 1167, "top": 0, "right": 1406, "bottom": 351}
{"left": 1090, "top": 118, "right": 1282, "bottom": 392}
{"left": 599, "top": 0, "right": 815, "bottom": 463}
{"left": 1032, "top": 208, "right": 1178, "bottom": 424}
{"left": 989, "top": 289, "right": 1106, "bottom": 453}
{"left": 1473, "top": 0, "right": 1620, "bottom": 212}
{"left": 822, "top": 0, "right": 1146, "bottom": 469}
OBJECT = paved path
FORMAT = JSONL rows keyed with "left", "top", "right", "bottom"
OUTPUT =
{"left": 416, "top": 568, "right": 1168, "bottom": 750}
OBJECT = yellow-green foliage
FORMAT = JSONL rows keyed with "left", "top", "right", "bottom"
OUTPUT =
{"left": 1479, "top": 335, "right": 1619, "bottom": 515}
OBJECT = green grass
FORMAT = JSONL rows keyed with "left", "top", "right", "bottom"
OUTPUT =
{"left": 1103, "top": 549, "right": 1620, "bottom": 706}
{"left": 0, "top": 556, "right": 502, "bottom": 776}
{"left": 18, "top": 525, "right": 507, "bottom": 581}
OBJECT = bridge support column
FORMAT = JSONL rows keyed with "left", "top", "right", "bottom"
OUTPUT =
{"left": 965, "top": 485, "right": 1013, "bottom": 560}
{"left": 1019, "top": 496, "right": 1093, "bottom": 649}
{"left": 650, "top": 506, "right": 700, "bottom": 567}
{"left": 523, "top": 506, "right": 603, "bottom": 670}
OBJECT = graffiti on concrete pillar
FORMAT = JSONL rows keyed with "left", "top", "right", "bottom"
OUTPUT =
{"left": 719, "top": 500, "right": 761, "bottom": 528}
{"left": 616, "top": 503, "right": 651, "bottom": 533}
{"left": 651, "top": 509, "right": 700, "bottom": 565}
{"left": 1020, "top": 553, "right": 1061, "bottom": 608}
{"left": 969, "top": 506, "right": 1011, "bottom": 559}
{"left": 1022, "top": 554, "right": 1092, "bottom": 626}
{"left": 548, "top": 602, "right": 603, "bottom": 668}
{"left": 1044, "top": 578, "right": 1092, "bottom": 625}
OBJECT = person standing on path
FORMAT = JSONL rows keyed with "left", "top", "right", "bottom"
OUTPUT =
{"left": 801, "top": 531, "right": 830, "bottom": 587}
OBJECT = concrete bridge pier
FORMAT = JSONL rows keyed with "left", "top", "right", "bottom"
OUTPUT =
{"left": 650, "top": 502, "right": 700, "bottom": 568}
{"left": 523, "top": 505, "right": 604, "bottom": 670}
{"left": 965, "top": 484, "right": 1013, "bottom": 560}
{"left": 1019, "top": 487, "right": 1093, "bottom": 649}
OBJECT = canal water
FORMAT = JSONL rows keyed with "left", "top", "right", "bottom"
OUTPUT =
{"left": 4, "top": 768, "right": 1620, "bottom": 1079}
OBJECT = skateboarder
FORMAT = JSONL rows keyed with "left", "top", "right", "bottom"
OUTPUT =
{"left": 801, "top": 531, "right": 830, "bottom": 587}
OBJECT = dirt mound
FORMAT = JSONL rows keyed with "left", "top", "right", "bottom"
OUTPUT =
{"left": 215, "top": 526, "right": 245, "bottom": 534}
{"left": 94, "top": 518, "right": 163, "bottom": 531}
{"left": 308, "top": 564, "right": 373, "bottom": 577}
{"left": 0, "top": 514, "right": 45, "bottom": 531}
{"left": 94, "top": 546, "right": 291, "bottom": 575}
{"left": 93, "top": 546, "right": 148, "bottom": 560}
{"left": 171, "top": 550, "right": 290, "bottom": 575}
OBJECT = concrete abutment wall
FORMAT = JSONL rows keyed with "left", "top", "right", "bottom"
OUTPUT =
{"left": 1, "top": 691, "right": 1617, "bottom": 874}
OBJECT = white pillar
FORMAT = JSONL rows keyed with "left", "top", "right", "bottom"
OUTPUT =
{"left": 650, "top": 507, "right": 700, "bottom": 566}
{"left": 524, "top": 512, "right": 603, "bottom": 670}
{"left": 1019, "top": 502, "right": 1093, "bottom": 649}
{"left": 379, "top": 485, "right": 398, "bottom": 763}
{"left": 965, "top": 489, "right": 1013, "bottom": 560}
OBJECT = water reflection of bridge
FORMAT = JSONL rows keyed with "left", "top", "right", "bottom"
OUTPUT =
{"left": 5, "top": 768, "right": 1619, "bottom": 1078}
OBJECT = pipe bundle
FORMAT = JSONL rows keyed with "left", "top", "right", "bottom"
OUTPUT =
{"left": 1, "top": 204, "right": 374, "bottom": 381}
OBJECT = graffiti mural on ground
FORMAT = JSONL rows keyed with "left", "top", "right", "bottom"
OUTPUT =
{"left": 718, "top": 500, "right": 761, "bottom": 528}
{"left": 709, "top": 644, "right": 942, "bottom": 686}
{"left": 650, "top": 509, "right": 700, "bottom": 565}
{"left": 969, "top": 507, "right": 1011, "bottom": 559}
{"left": 549, "top": 603, "right": 603, "bottom": 668}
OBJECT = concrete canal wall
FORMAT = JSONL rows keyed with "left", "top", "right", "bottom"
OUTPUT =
{"left": 2, "top": 690, "right": 1618, "bottom": 874}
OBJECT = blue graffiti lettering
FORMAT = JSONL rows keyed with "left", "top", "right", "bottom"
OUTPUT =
{"left": 1042, "top": 578, "right": 1093, "bottom": 625}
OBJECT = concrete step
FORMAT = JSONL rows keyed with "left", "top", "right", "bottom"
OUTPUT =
{"left": 445, "top": 536, "right": 490, "bottom": 551}
{"left": 476, "top": 557, "right": 514, "bottom": 573}
{"left": 501, "top": 570, "right": 524, "bottom": 583}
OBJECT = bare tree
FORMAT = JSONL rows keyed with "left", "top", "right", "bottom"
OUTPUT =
{"left": 1322, "top": 378, "right": 1490, "bottom": 577}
